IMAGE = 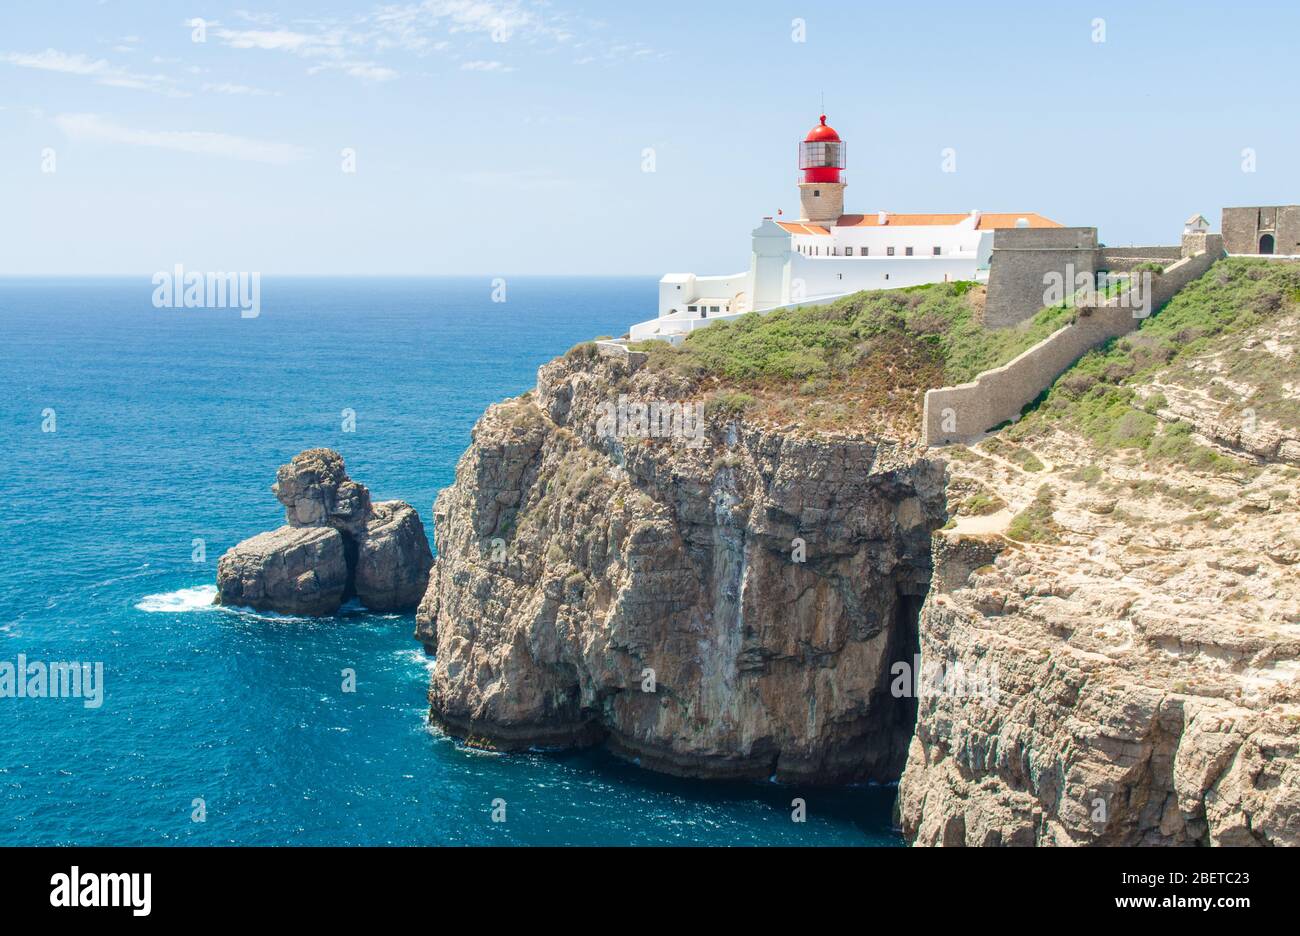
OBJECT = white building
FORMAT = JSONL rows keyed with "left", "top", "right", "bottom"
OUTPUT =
{"left": 629, "top": 116, "right": 1062, "bottom": 343}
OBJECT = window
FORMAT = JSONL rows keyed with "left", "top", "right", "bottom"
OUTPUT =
{"left": 862, "top": 247, "right": 869, "bottom": 256}
{"left": 710, "top": 306, "right": 720, "bottom": 313}
{"left": 887, "top": 247, "right": 895, "bottom": 256}
{"left": 845, "top": 246, "right": 854, "bottom": 256}
{"left": 905, "top": 247, "right": 914, "bottom": 257}
{"left": 799, "top": 141, "right": 844, "bottom": 169}
{"left": 813, "top": 190, "right": 821, "bottom": 197}
{"left": 933, "top": 246, "right": 942, "bottom": 256}
{"left": 885, "top": 273, "right": 890, "bottom": 280}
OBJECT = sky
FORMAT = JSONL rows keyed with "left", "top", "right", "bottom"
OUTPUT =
{"left": 1, "top": 0, "right": 1297, "bottom": 275}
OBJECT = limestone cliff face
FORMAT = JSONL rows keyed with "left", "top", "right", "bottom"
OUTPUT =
{"left": 417, "top": 352, "right": 947, "bottom": 781}
{"left": 896, "top": 300, "right": 1300, "bottom": 846}
{"left": 897, "top": 432, "right": 1300, "bottom": 847}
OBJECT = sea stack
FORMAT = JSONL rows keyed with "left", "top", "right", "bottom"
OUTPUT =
{"left": 216, "top": 448, "right": 433, "bottom": 616}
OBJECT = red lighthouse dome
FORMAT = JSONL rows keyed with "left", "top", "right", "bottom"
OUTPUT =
{"left": 800, "top": 115, "right": 844, "bottom": 183}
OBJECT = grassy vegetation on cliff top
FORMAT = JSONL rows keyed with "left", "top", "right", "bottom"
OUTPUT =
{"left": 1006, "top": 257, "right": 1300, "bottom": 472}
{"left": 606, "top": 258, "right": 1296, "bottom": 443}
{"left": 629, "top": 281, "right": 1076, "bottom": 433}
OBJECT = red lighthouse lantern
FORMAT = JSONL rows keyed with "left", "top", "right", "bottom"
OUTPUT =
{"left": 799, "top": 115, "right": 844, "bottom": 184}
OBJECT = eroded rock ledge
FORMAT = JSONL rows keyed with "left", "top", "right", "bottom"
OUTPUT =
{"left": 217, "top": 449, "right": 432, "bottom": 616}
{"left": 416, "top": 353, "right": 946, "bottom": 782}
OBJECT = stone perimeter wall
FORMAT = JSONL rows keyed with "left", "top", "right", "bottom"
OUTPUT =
{"left": 985, "top": 230, "right": 1192, "bottom": 326}
{"left": 1098, "top": 245, "right": 1184, "bottom": 272}
{"left": 984, "top": 227, "right": 1099, "bottom": 328}
{"left": 922, "top": 235, "right": 1224, "bottom": 446}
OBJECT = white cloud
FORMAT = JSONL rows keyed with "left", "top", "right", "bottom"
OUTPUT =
{"left": 460, "top": 60, "right": 514, "bottom": 72}
{"left": 1, "top": 49, "right": 109, "bottom": 76}
{"left": 53, "top": 113, "right": 308, "bottom": 165}
{"left": 202, "top": 81, "right": 277, "bottom": 96}
{"left": 215, "top": 28, "right": 322, "bottom": 52}
{"left": 1, "top": 48, "right": 187, "bottom": 96}
{"left": 342, "top": 62, "right": 398, "bottom": 81}
{"left": 214, "top": 24, "right": 396, "bottom": 82}
{"left": 205, "top": 2, "right": 663, "bottom": 80}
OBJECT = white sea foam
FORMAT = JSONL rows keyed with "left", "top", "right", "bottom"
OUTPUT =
{"left": 395, "top": 648, "right": 437, "bottom": 674}
{"left": 135, "top": 585, "right": 218, "bottom": 613}
{"left": 136, "top": 585, "right": 317, "bottom": 622}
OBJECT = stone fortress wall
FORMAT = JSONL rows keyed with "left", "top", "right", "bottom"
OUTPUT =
{"left": 922, "top": 234, "right": 1225, "bottom": 446}
{"left": 1097, "top": 244, "right": 1185, "bottom": 271}
{"left": 983, "top": 227, "right": 1099, "bottom": 328}
{"left": 1223, "top": 205, "right": 1300, "bottom": 256}
{"left": 984, "top": 228, "right": 1193, "bottom": 327}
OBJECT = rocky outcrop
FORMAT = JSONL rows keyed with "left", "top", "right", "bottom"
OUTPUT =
{"left": 897, "top": 428, "right": 1300, "bottom": 846}
{"left": 217, "top": 449, "right": 432, "bottom": 616}
{"left": 357, "top": 501, "right": 434, "bottom": 612}
{"left": 214, "top": 526, "right": 349, "bottom": 616}
{"left": 273, "top": 448, "right": 372, "bottom": 535}
{"left": 416, "top": 354, "right": 946, "bottom": 781}
{"left": 1132, "top": 310, "right": 1300, "bottom": 467}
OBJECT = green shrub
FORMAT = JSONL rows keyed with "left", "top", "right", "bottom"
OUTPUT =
{"left": 706, "top": 390, "right": 755, "bottom": 419}
{"left": 1007, "top": 486, "right": 1061, "bottom": 544}
{"left": 565, "top": 341, "right": 597, "bottom": 361}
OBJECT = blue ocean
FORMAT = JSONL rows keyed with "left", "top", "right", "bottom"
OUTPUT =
{"left": 0, "top": 277, "right": 900, "bottom": 846}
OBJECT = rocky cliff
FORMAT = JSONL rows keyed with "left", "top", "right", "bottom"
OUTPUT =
{"left": 416, "top": 350, "right": 946, "bottom": 781}
{"left": 898, "top": 434, "right": 1300, "bottom": 846}
{"left": 898, "top": 275, "right": 1300, "bottom": 846}
{"left": 417, "top": 259, "right": 1299, "bottom": 843}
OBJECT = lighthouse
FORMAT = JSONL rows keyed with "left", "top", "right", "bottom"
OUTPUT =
{"left": 628, "top": 113, "right": 1068, "bottom": 344}
{"left": 798, "top": 115, "right": 845, "bottom": 225}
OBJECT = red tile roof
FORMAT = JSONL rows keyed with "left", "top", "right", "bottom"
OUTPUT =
{"left": 776, "top": 221, "right": 832, "bottom": 235}
{"left": 780, "top": 212, "right": 1063, "bottom": 235}
{"left": 838, "top": 212, "right": 1063, "bottom": 229}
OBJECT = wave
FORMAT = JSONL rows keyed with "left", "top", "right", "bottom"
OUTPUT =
{"left": 134, "top": 585, "right": 218, "bottom": 613}
{"left": 134, "top": 585, "right": 402, "bottom": 625}
{"left": 135, "top": 585, "right": 312, "bottom": 622}
{"left": 395, "top": 648, "right": 437, "bottom": 674}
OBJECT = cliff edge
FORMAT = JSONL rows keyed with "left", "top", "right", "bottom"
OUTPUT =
{"left": 418, "top": 260, "right": 1299, "bottom": 843}
{"left": 417, "top": 348, "right": 945, "bottom": 782}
